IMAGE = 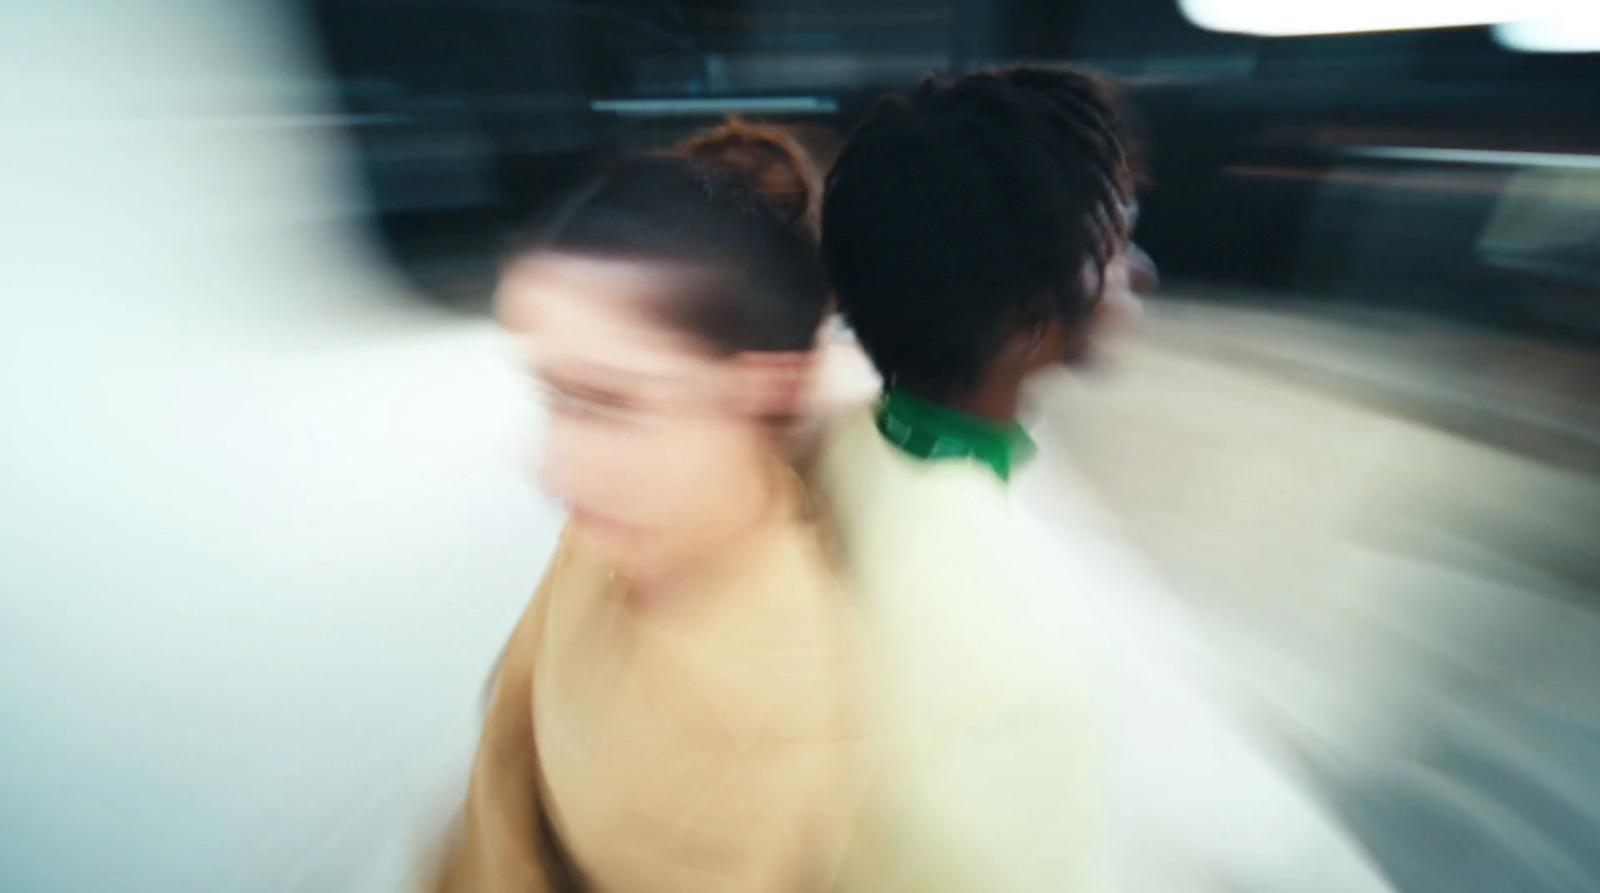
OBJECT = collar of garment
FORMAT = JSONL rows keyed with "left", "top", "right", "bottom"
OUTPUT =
{"left": 874, "top": 387, "right": 1036, "bottom": 482}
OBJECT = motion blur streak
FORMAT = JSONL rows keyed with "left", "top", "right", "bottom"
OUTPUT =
{"left": 1030, "top": 302, "right": 1600, "bottom": 891}
{"left": 3, "top": 2, "right": 1599, "bottom": 893}
{"left": 0, "top": 4, "right": 556, "bottom": 892}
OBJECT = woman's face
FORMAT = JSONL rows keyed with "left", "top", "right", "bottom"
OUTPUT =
{"left": 499, "top": 254, "right": 793, "bottom": 582}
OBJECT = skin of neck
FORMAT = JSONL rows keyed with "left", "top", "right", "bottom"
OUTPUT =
{"left": 628, "top": 440, "right": 791, "bottom": 602}
{"left": 904, "top": 371, "right": 1026, "bottom": 425}
{"left": 902, "top": 313, "right": 1090, "bottom": 424}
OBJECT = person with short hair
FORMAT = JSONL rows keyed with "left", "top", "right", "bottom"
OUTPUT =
{"left": 814, "top": 64, "right": 1140, "bottom": 893}
{"left": 816, "top": 63, "right": 1394, "bottom": 893}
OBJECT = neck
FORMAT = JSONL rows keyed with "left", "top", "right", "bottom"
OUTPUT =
{"left": 628, "top": 454, "right": 792, "bottom": 602}
{"left": 903, "top": 375, "right": 1023, "bottom": 425}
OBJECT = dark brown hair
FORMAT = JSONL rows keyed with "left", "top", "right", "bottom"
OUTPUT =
{"left": 675, "top": 117, "right": 821, "bottom": 237}
{"left": 514, "top": 121, "right": 826, "bottom": 355}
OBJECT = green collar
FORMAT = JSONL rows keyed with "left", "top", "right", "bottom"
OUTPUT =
{"left": 875, "top": 388, "right": 1036, "bottom": 482}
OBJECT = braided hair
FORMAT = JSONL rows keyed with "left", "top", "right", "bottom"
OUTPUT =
{"left": 821, "top": 64, "right": 1138, "bottom": 394}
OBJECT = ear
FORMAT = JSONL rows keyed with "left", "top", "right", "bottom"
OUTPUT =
{"left": 1099, "top": 252, "right": 1148, "bottom": 328}
{"left": 731, "top": 350, "right": 817, "bottom": 420}
{"left": 495, "top": 258, "right": 540, "bottom": 331}
{"left": 1066, "top": 252, "right": 1145, "bottom": 368}
{"left": 1000, "top": 315, "right": 1073, "bottom": 373}
{"left": 1051, "top": 250, "right": 1152, "bottom": 367}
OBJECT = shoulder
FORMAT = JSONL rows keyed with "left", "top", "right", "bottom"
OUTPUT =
{"left": 816, "top": 409, "right": 1020, "bottom": 581}
{"left": 814, "top": 419, "right": 1099, "bottom": 706}
{"left": 689, "top": 526, "right": 861, "bottom": 749}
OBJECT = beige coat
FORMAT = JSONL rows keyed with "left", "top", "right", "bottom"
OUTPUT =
{"left": 431, "top": 493, "right": 861, "bottom": 893}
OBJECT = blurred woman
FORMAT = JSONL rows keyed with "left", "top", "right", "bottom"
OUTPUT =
{"left": 429, "top": 123, "right": 859, "bottom": 893}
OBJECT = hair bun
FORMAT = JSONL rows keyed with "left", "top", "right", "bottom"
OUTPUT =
{"left": 675, "top": 119, "right": 819, "bottom": 235}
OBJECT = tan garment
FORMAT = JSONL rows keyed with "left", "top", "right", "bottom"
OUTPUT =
{"left": 432, "top": 504, "right": 860, "bottom": 893}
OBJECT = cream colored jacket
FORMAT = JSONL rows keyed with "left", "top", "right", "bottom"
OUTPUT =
{"left": 815, "top": 408, "right": 1112, "bottom": 893}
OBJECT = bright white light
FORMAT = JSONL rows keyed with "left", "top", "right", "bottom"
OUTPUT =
{"left": 1178, "top": 0, "right": 1581, "bottom": 37}
{"left": 1495, "top": 15, "right": 1600, "bottom": 53}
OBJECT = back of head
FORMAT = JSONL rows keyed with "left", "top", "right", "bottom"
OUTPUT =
{"left": 821, "top": 64, "right": 1137, "bottom": 394}
{"left": 676, "top": 118, "right": 820, "bottom": 238}
{"left": 517, "top": 120, "right": 826, "bottom": 354}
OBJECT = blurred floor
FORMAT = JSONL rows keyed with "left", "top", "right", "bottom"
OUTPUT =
{"left": 1035, "top": 299, "right": 1600, "bottom": 892}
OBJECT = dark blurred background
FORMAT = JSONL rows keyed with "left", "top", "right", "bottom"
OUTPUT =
{"left": 292, "top": 10, "right": 1600, "bottom": 891}
{"left": 302, "top": 0, "right": 1600, "bottom": 347}
{"left": 3, "top": 4, "right": 1596, "bottom": 892}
